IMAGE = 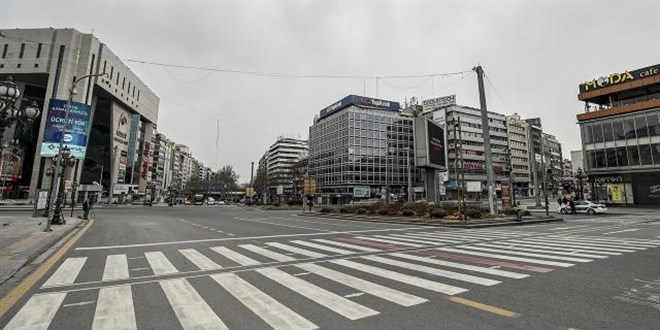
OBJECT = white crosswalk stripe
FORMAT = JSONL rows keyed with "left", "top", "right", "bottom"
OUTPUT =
{"left": 256, "top": 267, "right": 379, "bottom": 320}
{"left": 311, "top": 239, "right": 381, "bottom": 252}
{"left": 545, "top": 237, "right": 654, "bottom": 248}
{"left": 180, "top": 248, "right": 222, "bottom": 270}
{"left": 290, "top": 240, "right": 355, "bottom": 255}
{"left": 266, "top": 242, "right": 327, "bottom": 258}
{"left": 145, "top": 251, "right": 178, "bottom": 275}
{"left": 211, "top": 246, "right": 261, "bottom": 265}
{"left": 389, "top": 253, "right": 529, "bottom": 279}
{"left": 354, "top": 236, "right": 424, "bottom": 247}
{"left": 372, "top": 235, "right": 447, "bottom": 246}
{"left": 551, "top": 235, "right": 660, "bottom": 245}
{"left": 210, "top": 273, "right": 318, "bottom": 330}
{"left": 42, "top": 257, "right": 87, "bottom": 288}
{"left": 393, "top": 233, "right": 466, "bottom": 243}
{"left": 412, "top": 232, "right": 478, "bottom": 242}
{"left": 160, "top": 278, "right": 229, "bottom": 330}
{"left": 240, "top": 244, "right": 296, "bottom": 262}
{"left": 473, "top": 243, "right": 609, "bottom": 259}
{"left": 516, "top": 238, "right": 642, "bottom": 252}
{"left": 489, "top": 240, "right": 622, "bottom": 255}
{"left": 453, "top": 245, "right": 593, "bottom": 263}
{"left": 330, "top": 259, "right": 468, "bottom": 295}
{"left": 435, "top": 247, "right": 575, "bottom": 267}
{"left": 362, "top": 255, "right": 501, "bottom": 286}
{"left": 4, "top": 292, "right": 66, "bottom": 330}
{"left": 102, "top": 254, "right": 130, "bottom": 281}
{"left": 92, "top": 285, "right": 137, "bottom": 330}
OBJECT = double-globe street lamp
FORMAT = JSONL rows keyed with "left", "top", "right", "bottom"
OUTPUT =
{"left": 576, "top": 167, "right": 584, "bottom": 200}
{"left": 49, "top": 145, "right": 76, "bottom": 226}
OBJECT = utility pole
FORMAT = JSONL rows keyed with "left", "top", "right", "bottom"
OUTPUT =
{"left": 457, "top": 117, "right": 467, "bottom": 220}
{"left": 474, "top": 66, "right": 497, "bottom": 215}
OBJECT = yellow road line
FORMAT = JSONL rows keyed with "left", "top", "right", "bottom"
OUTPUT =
{"left": 449, "top": 296, "right": 521, "bottom": 318}
{"left": 0, "top": 219, "right": 94, "bottom": 318}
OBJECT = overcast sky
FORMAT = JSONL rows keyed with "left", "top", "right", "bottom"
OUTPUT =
{"left": 2, "top": 0, "right": 658, "bottom": 181}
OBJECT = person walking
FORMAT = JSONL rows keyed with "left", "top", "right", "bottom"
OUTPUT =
{"left": 562, "top": 196, "right": 568, "bottom": 205}
{"left": 569, "top": 198, "right": 576, "bottom": 215}
{"left": 82, "top": 198, "right": 90, "bottom": 220}
{"left": 557, "top": 198, "right": 562, "bottom": 207}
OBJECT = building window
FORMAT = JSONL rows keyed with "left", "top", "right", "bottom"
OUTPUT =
{"left": 606, "top": 148, "right": 617, "bottom": 167}
{"left": 103, "top": 60, "right": 107, "bottom": 74}
{"left": 116, "top": 72, "right": 120, "bottom": 85}
{"left": 624, "top": 118, "right": 636, "bottom": 139}
{"left": 34, "top": 63, "right": 38, "bottom": 68}
{"left": 110, "top": 66, "right": 114, "bottom": 79}
{"left": 653, "top": 143, "right": 660, "bottom": 165}
{"left": 2, "top": 44, "right": 7, "bottom": 59}
{"left": 19, "top": 43, "right": 25, "bottom": 58}
{"left": 647, "top": 113, "right": 660, "bottom": 136}
{"left": 627, "top": 145, "right": 640, "bottom": 166}
{"left": 122, "top": 77, "right": 125, "bottom": 89}
{"left": 592, "top": 123, "right": 603, "bottom": 143}
{"left": 17, "top": 63, "right": 21, "bottom": 68}
{"left": 640, "top": 144, "right": 653, "bottom": 165}
{"left": 635, "top": 116, "right": 649, "bottom": 138}
{"left": 36, "top": 43, "right": 42, "bottom": 58}
{"left": 595, "top": 149, "right": 606, "bottom": 168}
{"left": 602, "top": 121, "right": 613, "bottom": 142}
{"left": 613, "top": 120, "right": 624, "bottom": 140}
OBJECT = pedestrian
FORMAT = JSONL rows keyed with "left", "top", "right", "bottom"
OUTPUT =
{"left": 569, "top": 198, "right": 576, "bottom": 214}
{"left": 82, "top": 198, "right": 90, "bottom": 220}
{"left": 563, "top": 196, "right": 568, "bottom": 205}
{"left": 557, "top": 198, "right": 562, "bottom": 207}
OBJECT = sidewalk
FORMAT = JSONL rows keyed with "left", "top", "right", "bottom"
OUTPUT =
{"left": 0, "top": 216, "right": 84, "bottom": 286}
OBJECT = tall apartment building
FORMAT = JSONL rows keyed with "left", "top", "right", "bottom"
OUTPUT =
{"left": 445, "top": 105, "right": 509, "bottom": 199}
{"left": 542, "top": 133, "right": 563, "bottom": 196}
{"left": 577, "top": 63, "right": 660, "bottom": 205}
{"left": 505, "top": 114, "right": 531, "bottom": 197}
{"left": 0, "top": 28, "right": 159, "bottom": 199}
{"left": 526, "top": 118, "right": 544, "bottom": 199}
{"left": 309, "top": 95, "right": 420, "bottom": 203}
{"left": 264, "top": 137, "right": 308, "bottom": 201}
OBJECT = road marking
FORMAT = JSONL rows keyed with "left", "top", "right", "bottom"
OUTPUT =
{"left": 312, "top": 239, "right": 380, "bottom": 252}
{"left": 127, "top": 256, "right": 145, "bottom": 260}
{"left": 3, "top": 292, "right": 66, "bottom": 330}
{"left": 603, "top": 229, "right": 641, "bottom": 235}
{"left": 492, "top": 241, "right": 622, "bottom": 255}
{"left": 266, "top": 242, "right": 327, "bottom": 258}
{"left": 344, "top": 292, "right": 365, "bottom": 298}
{"left": 102, "top": 254, "right": 130, "bottom": 281}
{"left": 210, "top": 273, "right": 318, "bottom": 330}
{"left": 551, "top": 226, "right": 588, "bottom": 231}
{"left": 330, "top": 259, "right": 468, "bottom": 295}
{"left": 297, "top": 263, "right": 427, "bottom": 307}
{"left": 449, "top": 297, "right": 520, "bottom": 318}
{"left": 233, "top": 217, "right": 339, "bottom": 233}
{"left": 355, "top": 236, "right": 424, "bottom": 247}
{"left": 362, "top": 255, "right": 501, "bottom": 286}
{"left": 512, "top": 239, "right": 639, "bottom": 253}
{"left": 520, "top": 237, "right": 646, "bottom": 250}
{"left": 392, "top": 233, "right": 463, "bottom": 243}
{"left": 0, "top": 219, "right": 92, "bottom": 318}
{"left": 257, "top": 267, "right": 379, "bottom": 320}
{"left": 226, "top": 233, "right": 236, "bottom": 236}
{"left": 211, "top": 246, "right": 261, "bottom": 266}
{"left": 390, "top": 253, "right": 529, "bottom": 279}
{"left": 453, "top": 245, "right": 592, "bottom": 263}
{"left": 435, "top": 247, "right": 575, "bottom": 267}
{"left": 291, "top": 240, "right": 355, "bottom": 255}
{"left": 161, "top": 278, "right": 229, "bottom": 330}
{"left": 180, "top": 248, "right": 222, "bottom": 270}
{"left": 42, "top": 257, "right": 87, "bottom": 288}
{"left": 92, "top": 285, "right": 137, "bottom": 330}
{"left": 294, "top": 272, "right": 311, "bottom": 276}
{"left": 549, "top": 234, "right": 659, "bottom": 246}
{"left": 130, "top": 267, "right": 150, "bottom": 271}
{"left": 372, "top": 234, "right": 446, "bottom": 246}
{"left": 474, "top": 243, "right": 608, "bottom": 259}
{"left": 145, "top": 251, "right": 179, "bottom": 275}
{"left": 63, "top": 300, "right": 96, "bottom": 307}
{"left": 241, "top": 244, "right": 297, "bottom": 262}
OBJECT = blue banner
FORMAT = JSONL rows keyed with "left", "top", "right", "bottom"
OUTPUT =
{"left": 40, "top": 99, "right": 92, "bottom": 159}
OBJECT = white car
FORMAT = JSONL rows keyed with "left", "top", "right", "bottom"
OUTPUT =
{"left": 206, "top": 198, "right": 216, "bottom": 206}
{"left": 558, "top": 201, "right": 608, "bottom": 215}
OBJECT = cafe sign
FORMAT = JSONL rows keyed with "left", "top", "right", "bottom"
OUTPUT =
{"left": 579, "top": 64, "right": 660, "bottom": 93}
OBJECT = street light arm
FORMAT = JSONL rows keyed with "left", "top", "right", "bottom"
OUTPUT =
{"left": 72, "top": 73, "right": 108, "bottom": 88}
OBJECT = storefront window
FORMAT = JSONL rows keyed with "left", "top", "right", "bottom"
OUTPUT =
{"left": 624, "top": 118, "right": 636, "bottom": 139}
{"left": 640, "top": 144, "right": 653, "bottom": 165}
{"left": 613, "top": 120, "right": 624, "bottom": 140}
{"left": 647, "top": 113, "right": 660, "bottom": 136}
{"left": 606, "top": 148, "right": 617, "bottom": 167}
{"left": 593, "top": 123, "right": 603, "bottom": 142}
{"left": 653, "top": 143, "right": 660, "bottom": 165}
{"left": 635, "top": 116, "right": 649, "bottom": 138}
{"left": 602, "top": 122, "right": 613, "bottom": 142}
{"left": 595, "top": 149, "right": 606, "bottom": 168}
{"left": 627, "top": 145, "right": 640, "bottom": 166}
{"left": 616, "top": 147, "right": 628, "bottom": 167}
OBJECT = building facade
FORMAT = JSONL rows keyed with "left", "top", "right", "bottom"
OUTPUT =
{"left": 577, "top": 63, "right": 660, "bottom": 205}
{"left": 309, "top": 95, "right": 419, "bottom": 203}
{"left": 505, "top": 113, "right": 531, "bottom": 197}
{"left": 444, "top": 105, "right": 509, "bottom": 199}
{"left": 264, "top": 137, "right": 308, "bottom": 201}
{"left": 542, "top": 133, "right": 563, "bottom": 197}
{"left": 0, "top": 28, "right": 159, "bottom": 200}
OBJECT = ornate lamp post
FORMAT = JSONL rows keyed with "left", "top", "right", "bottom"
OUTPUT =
{"left": 1, "top": 76, "right": 40, "bottom": 142}
{"left": 49, "top": 145, "right": 76, "bottom": 227}
{"left": 576, "top": 167, "right": 584, "bottom": 200}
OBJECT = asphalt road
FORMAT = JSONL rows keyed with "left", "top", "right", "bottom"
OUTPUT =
{"left": 1, "top": 205, "right": 659, "bottom": 330}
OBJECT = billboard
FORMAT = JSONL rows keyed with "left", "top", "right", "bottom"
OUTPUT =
{"left": 319, "top": 95, "right": 400, "bottom": 119}
{"left": 579, "top": 64, "right": 659, "bottom": 93}
{"left": 414, "top": 116, "right": 447, "bottom": 170}
{"left": 353, "top": 186, "right": 371, "bottom": 198}
{"left": 40, "top": 99, "right": 92, "bottom": 159}
{"left": 422, "top": 95, "right": 455, "bottom": 113}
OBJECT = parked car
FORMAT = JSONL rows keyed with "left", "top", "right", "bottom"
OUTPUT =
{"left": 206, "top": 197, "right": 216, "bottom": 206}
{"left": 558, "top": 201, "right": 608, "bottom": 215}
{"left": 192, "top": 194, "right": 205, "bottom": 205}
{"left": 216, "top": 200, "right": 226, "bottom": 205}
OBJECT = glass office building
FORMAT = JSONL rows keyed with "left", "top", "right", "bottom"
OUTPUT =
{"left": 577, "top": 64, "right": 660, "bottom": 205}
{"left": 309, "top": 95, "right": 421, "bottom": 203}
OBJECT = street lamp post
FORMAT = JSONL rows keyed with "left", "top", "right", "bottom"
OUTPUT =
{"left": 50, "top": 145, "right": 75, "bottom": 226}
{"left": 576, "top": 167, "right": 584, "bottom": 200}
{"left": 45, "top": 72, "right": 107, "bottom": 232}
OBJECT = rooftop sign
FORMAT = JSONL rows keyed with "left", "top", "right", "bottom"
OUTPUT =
{"left": 319, "top": 95, "right": 400, "bottom": 119}
{"left": 579, "top": 64, "right": 659, "bottom": 93}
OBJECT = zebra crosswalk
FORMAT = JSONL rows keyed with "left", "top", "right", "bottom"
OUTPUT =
{"left": 4, "top": 229, "right": 659, "bottom": 330}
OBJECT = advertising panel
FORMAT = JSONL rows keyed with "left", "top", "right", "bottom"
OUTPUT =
{"left": 466, "top": 181, "right": 482, "bottom": 192}
{"left": 353, "top": 186, "right": 371, "bottom": 198}
{"left": 319, "top": 95, "right": 400, "bottom": 119}
{"left": 40, "top": 99, "right": 92, "bottom": 159}
{"left": 140, "top": 141, "right": 152, "bottom": 180}
{"left": 422, "top": 95, "right": 456, "bottom": 113}
{"left": 579, "top": 64, "right": 659, "bottom": 93}
{"left": 427, "top": 120, "right": 446, "bottom": 168}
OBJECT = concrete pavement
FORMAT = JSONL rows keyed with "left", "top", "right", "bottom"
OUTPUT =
{"left": 1, "top": 206, "right": 658, "bottom": 329}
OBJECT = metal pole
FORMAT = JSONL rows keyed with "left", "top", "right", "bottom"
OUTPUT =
{"left": 474, "top": 66, "right": 497, "bottom": 215}
{"left": 108, "top": 146, "right": 117, "bottom": 205}
{"left": 407, "top": 140, "right": 412, "bottom": 202}
{"left": 453, "top": 119, "right": 460, "bottom": 215}
{"left": 457, "top": 117, "right": 467, "bottom": 220}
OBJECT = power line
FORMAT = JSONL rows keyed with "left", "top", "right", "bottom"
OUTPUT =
{"left": 484, "top": 72, "right": 514, "bottom": 112}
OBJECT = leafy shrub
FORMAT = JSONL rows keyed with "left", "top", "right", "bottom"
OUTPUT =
{"left": 378, "top": 209, "right": 389, "bottom": 215}
{"left": 401, "top": 209, "right": 415, "bottom": 216}
{"left": 320, "top": 207, "right": 335, "bottom": 213}
{"left": 464, "top": 208, "right": 482, "bottom": 219}
{"left": 357, "top": 208, "right": 368, "bottom": 214}
{"left": 430, "top": 207, "right": 447, "bottom": 218}
{"left": 521, "top": 210, "right": 531, "bottom": 216}
{"left": 287, "top": 200, "right": 302, "bottom": 206}
{"left": 339, "top": 207, "right": 351, "bottom": 213}
{"left": 272, "top": 203, "right": 281, "bottom": 207}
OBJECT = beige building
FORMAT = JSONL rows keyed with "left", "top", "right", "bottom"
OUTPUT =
{"left": 505, "top": 113, "right": 531, "bottom": 196}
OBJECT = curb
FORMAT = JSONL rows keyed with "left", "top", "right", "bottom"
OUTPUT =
{"left": 298, "top": 213, "right": 563, "bottom": 228}
{"left": 0, "top": 220, "right": 86, "bottom": 286}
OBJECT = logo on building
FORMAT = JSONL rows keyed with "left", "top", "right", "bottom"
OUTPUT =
{"left": 579, "top": 64, "right": 660, "bottom": 93}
